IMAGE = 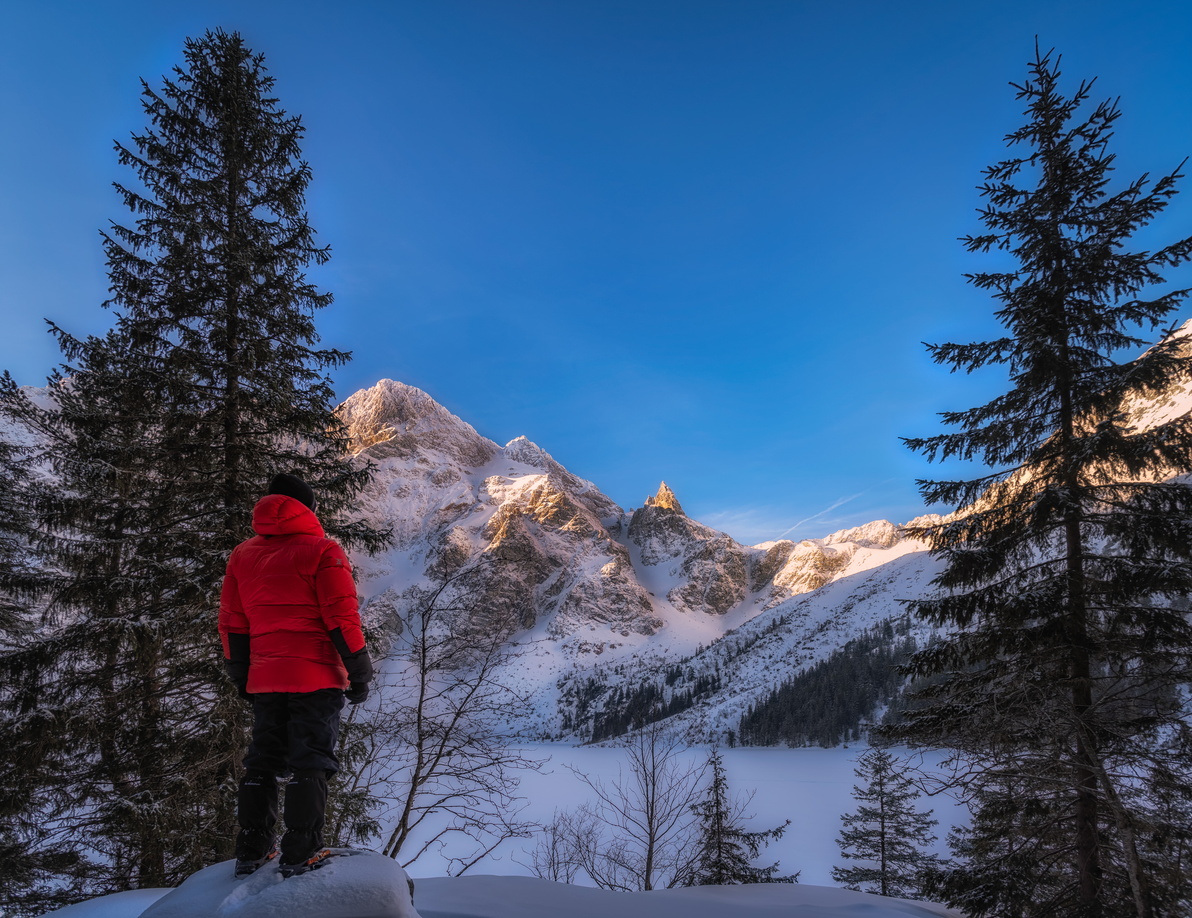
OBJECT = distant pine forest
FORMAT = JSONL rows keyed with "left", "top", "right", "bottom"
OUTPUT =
{"left": 563, "top": 616, "right": 917, "bottom": 747}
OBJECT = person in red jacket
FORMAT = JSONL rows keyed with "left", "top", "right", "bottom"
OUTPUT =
{"left": 219, "top": 473, "right": 373, "bottom": 878}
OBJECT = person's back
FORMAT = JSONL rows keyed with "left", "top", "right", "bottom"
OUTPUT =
{"left": 219, "top": 474, "right": 373, "bottom": 877}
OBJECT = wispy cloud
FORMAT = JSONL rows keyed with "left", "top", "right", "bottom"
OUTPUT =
{"left": 701, "top": 507, "right": 797, "bottom": 546}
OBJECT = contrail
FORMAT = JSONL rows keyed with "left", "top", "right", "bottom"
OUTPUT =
{"left": 776, "top": 492, "right": 862, "bottom": 540}
{"left": 775, "top": 477, "right": 902, "bottom": 541}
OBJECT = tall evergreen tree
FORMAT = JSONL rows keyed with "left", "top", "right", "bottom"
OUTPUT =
{"left": 99, "top": 28, "right": 379, "bottom": 546}
{"left": 832, "top": 748, "right": 938, "bottom": 898}
{"left": 0, "top": 29, "right": 385, "bottom": 907}
{"left": 888, "top": 45, "right": 1192, "bottom": 918}
{"left": 0, "top": 425, "right": 88, "bottom": 915}
{"left": 926, "top": 771, "right": 1072, "bottom": 917}
{"left": 689, "top": 748, "right": 794, "bottom": 886}
{"left": 0, "top": 433, "right": 41, "bottom": 634}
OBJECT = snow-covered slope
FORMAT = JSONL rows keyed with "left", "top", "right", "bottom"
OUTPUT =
{"left": 341, "top": 325, "right": 1192, "bottom": 743}
{"left": 414, "top": 875, "right": 959, "bottom": 918}
{"left": 338, "top": 380, "right": 939, "bottom": 743}
{"left": 45, "top": 871, "right": 960, "bottom": 918}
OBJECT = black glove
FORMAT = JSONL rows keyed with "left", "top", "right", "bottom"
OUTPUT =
{"left": 225, "top": 633, "right": 251, "bottom": 702}
{"left": 345, "top": 682, "right": 369, "bottom": 705}
{"left": 329, "top": 627, "right": 374, "bottom": 685}
{"left": 225, "top": 665, "right": 251, "bottom": 701}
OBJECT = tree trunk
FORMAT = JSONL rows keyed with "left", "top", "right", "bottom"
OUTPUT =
{"left": 1065, "top": 508, "right": 1102, "bottom": 915}
{"left": 1092, "top": 754, "right": 1152, "bottom": 918}
{"left": 1058, "top": 316, "right": 1102, "bottom": 916}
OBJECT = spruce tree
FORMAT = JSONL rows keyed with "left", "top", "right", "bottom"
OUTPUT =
{"left": 0, "top": 423, "right": 87, "bottom": 915}
{"left": 831, "top": 748, "right": 938, "bottom": 898}
{"left": 926, "top": 772, "right": 1071, "bottom": 916}
{"left": 0, "top": 433, "right": 41, "bottom": 634}
{"left": 888, "top": 45, "right": 1192, "bottom": 917}
{"left": 99, "top": 28, "right": 379, "bottom": 547}
{"left": 0, "top": 29, "right": 385, "bottom": 904}
{"left": 689, "top": 749, "right": 794, "bottom": 885}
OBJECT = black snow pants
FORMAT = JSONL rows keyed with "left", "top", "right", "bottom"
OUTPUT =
{"left": 236, "top": 688, "right": 345, "bottom": 864}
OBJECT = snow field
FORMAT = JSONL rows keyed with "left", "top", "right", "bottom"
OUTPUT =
{"left": 397, "top": 744, "right": 970, "bottom": 887}
{"left": 43, "top": 746, "right": 967, "bottom": 918}
{"left": 414, "top": 875, "right": 959, "bottom": 918}
{"left": 52, "top": 873, "right": 960, "bottom": 918}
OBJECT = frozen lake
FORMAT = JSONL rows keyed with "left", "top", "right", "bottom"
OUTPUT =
{"left": 402, "top": 743, "right": 970, "bottom": 887}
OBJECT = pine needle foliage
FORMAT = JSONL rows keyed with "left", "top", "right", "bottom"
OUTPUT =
{"left": 689, "top": 748, "right": 795, "bottom": 886}
{"left": 832, "top": 748, "right": 938, "bottom": 898}
{"left": 888, "top": 45, "right": 1192, "bottom": 918}
{"left": 0, "top": 435, "right": 43, "bottom": 635}
{"left": 0, "top": 29, "right": 386, "bottom": 909}
{"left": 0, "top": 425, "right": 88, "bottom": 914}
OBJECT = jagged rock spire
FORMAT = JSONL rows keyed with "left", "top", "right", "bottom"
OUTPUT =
{"left": 645, "top": 481, "right": 684, "bottom": 515}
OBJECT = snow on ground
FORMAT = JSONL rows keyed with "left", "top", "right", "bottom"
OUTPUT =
{"left": 44, "top": 891, "right": 170, "bottom": 918}
{"left": 136, "top": 849, "right": 415, "bottom": 918}
{"left": 47, "top": 873, "right": 959, "bottom": 918}
{"left": 43, "top": 745, "right": 967, "bottom": 918}
{"left": 413, "top": 875, "right": 960, "bottom": 918}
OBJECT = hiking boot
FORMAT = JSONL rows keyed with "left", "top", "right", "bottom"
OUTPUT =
{"left": 280, "top": 848, "right": 334, "bottom": 878}
{"left": 234, "top": 847, "right": 278, "bottom": 878}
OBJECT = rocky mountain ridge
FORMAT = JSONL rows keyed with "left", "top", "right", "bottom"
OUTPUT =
{"left": 343, "top": 325, "right": 1192, "bottom": 743}
{"left": 341, "top": 379, "right": 936, "bottom": 742}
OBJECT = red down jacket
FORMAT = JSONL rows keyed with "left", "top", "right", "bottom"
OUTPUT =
{"left": 219, "top": 494, "right": 365, "bottom": 693}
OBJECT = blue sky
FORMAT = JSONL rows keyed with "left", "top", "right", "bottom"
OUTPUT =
{"left": 4, "top": 1, "right": 1192, "bottom": 544}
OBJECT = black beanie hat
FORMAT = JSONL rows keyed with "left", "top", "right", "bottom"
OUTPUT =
{"left": 267, "top": 473, "right": 316, "bottom": 510}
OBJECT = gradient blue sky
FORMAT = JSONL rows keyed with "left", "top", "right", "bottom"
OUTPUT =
{"left": 4, "top": 1, "right": 1192, "bottom": 543}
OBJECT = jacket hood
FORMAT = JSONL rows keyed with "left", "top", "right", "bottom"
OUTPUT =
{"left": 252, "top": 494, "right": 326, "bottom": 538}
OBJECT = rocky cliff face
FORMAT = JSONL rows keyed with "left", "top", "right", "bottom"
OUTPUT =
{"left": 336, "top": 380, "right": 937, "bottom": 740}
{"left": 751, "top": 519, "right": 905, "bottom": 603}
{"left": 628, "top": 486, "right": 750, "bottom": 616}
{"left": 341, "top": 382, "right": 922, "bottom": 647}
{"left": 342, "top": 381, "right": 662, "bottom": 646}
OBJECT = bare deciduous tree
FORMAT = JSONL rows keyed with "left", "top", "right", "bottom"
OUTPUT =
{"left": 542, "top": 724, "right": 707, "bottom": 891}
{"left": 528, "top": 808, "right": 588, "bottom": 884}
{"left": 328, "top": 552, "right": 543, "bottom": 875}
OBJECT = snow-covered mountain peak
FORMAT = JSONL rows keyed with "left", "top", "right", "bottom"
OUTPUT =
{"left": 502, "top": 435, "right": 556, "bottom": 470}
{"left": 340, "top": 379, "right": 496, "bottom": 469}
{"left": 644, "top": 481, "right": 684, "bottom": 515}
{"left": 822, "top": 519, "right": 903, "bottom": 550}
{"left": 340, "top": 378, "right": 447, "bottom": 430}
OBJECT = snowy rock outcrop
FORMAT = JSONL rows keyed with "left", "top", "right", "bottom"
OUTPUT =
{"left": 334, "top": 385, "right": 939, "bottom": 740}
{"left": 750, "top": 520, "right": 907, "bottom": 605}
{"left": 627, "top": 483, "right": 750, "bottom": 616}
{"left": 343, "top": 381, "right": 661, "bottom": 644}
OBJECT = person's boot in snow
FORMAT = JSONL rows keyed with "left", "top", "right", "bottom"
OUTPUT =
{"left": 279, "top": 770, "right": 329, "bottom": 876}
{"left": 280, "top": 847, "right": 335, "bottom": 878}
{"left": 234, "top": 770, "right": 279, "bottom": 877}
{"left": 234, "top": 848, "right": 279, "bottom": 878}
